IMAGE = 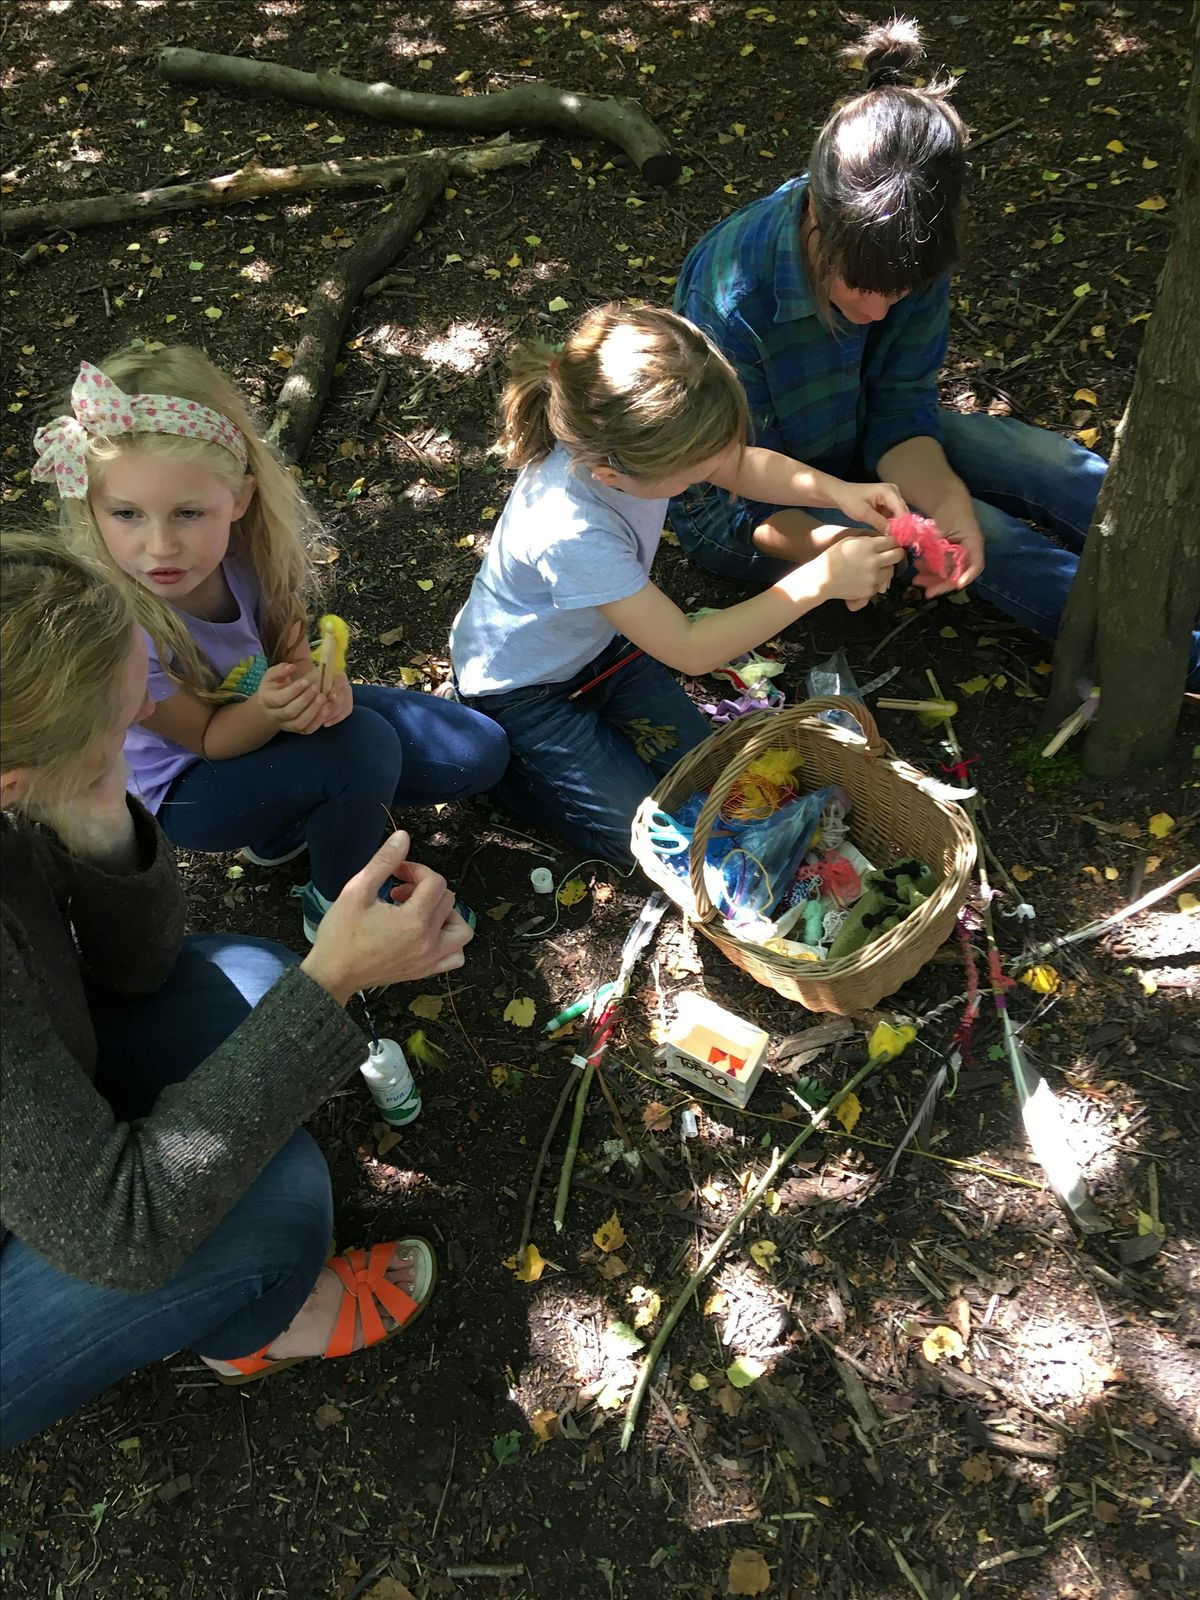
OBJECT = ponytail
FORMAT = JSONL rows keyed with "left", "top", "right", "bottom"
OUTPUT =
{"left": 496, "top": 340, "right": 560, "bottom": 470}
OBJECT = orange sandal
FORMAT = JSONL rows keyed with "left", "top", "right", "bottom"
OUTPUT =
{"left": 216, "top": 1238, "right": 436, "bottom": 1386}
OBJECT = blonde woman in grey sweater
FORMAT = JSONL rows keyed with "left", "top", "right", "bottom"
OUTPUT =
{"left": 0, "top": 532, "right": 472, "bottom": 1448}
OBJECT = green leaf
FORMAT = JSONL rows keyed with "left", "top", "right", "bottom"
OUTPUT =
{"left": 602, "top": 1319, "right": 645, "bottom": 1356}
{"left": 726, "top": 1355, "right": 766, "bottom": 1389}
{"left": 492, "top": 1429, "right": 520, "bottom": 1466}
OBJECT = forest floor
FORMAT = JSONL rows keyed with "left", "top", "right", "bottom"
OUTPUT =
{"left": 1, "top": 3, "right": 1197, "bottom": 1598}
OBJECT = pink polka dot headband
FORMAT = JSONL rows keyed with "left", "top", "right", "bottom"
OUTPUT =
{"left": 32, "top": 360, "right": 248, "bottom": 499}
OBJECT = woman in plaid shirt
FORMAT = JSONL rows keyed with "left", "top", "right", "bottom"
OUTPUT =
{"left": 671, "top": 19, "right": 1200, "bottom": 684}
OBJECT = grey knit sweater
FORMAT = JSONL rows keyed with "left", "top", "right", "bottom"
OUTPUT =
{"left": 0, "top": 801, "right": 367, "bottom": 1292}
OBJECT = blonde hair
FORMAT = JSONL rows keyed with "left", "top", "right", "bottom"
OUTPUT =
{"left": 497, "top": 303, "right": 749, "bottom": 477}
{"left": 1, "top": 527, "right": 136, "bottom": 810}
{"left": 53, "top": 345, "right": 320, "bottom": 701}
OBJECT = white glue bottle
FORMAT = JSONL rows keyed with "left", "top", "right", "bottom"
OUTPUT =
{"left": 360, "top": 1037, "right": 422, "bottom": 1128}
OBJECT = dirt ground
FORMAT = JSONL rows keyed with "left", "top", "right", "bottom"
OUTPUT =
{"left": 2, "top": 2, "right": 1198, "bottom": 1598}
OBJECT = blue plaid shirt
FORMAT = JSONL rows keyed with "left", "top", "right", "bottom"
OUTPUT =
{"left": 671, "top": 176, "right": 949, "bottom": 552}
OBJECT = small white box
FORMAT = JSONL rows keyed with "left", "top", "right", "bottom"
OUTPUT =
{"left": 658, "top": 993, "right": 770, "bottom": 1109}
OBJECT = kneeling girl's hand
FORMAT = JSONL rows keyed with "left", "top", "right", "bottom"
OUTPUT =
{"left": 302, "top": 831, "right": 473, "bottom": 1005}
{"left": 827, "top": 479, "right": 907, "bottom": 534}
{"left": 814, "top": 532, "right": 904, "bottom": 604}
{"left": 256, "top": 662, "right": 328, "bottom": 735}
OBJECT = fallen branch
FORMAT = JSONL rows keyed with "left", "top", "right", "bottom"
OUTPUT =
{"left": 159, "top": 47, "right": 682, "bottom": 186}
{"left": 269, "top": 152, "right": 449, "bottom": 463}
{"left": 0, "top": 138, "right": 542, "bottom": 238}
{"left": 1024, "top": 861, "right": 1198, "bottom": 961}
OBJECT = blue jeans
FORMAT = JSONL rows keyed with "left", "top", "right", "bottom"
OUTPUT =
{"left": 459, "top": 638, "right": 711, "bottom": 866}
{"left": 160, "top": 684, "right": 509, "bottom": 899}
{"left": 0, "top": 936, "right": 334, "bottom": 1450}
{"left": 669, "top": 410, "right": 1200, "bottom": 685}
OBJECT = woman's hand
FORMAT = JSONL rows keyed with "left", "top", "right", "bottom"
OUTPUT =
{"left": 255, "top": 662, "right": 328, "bottom": 735}
{"left": 912, "top": 506, "right": 986, "bottom": 597}
{"left": 301, "top": 831, "right": 473, "bottom": 1005}
{"left": 827, "top": 478, "right": 908, "bottom": 533}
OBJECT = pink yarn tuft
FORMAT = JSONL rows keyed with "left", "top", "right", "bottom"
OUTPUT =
{"left": 888, "top": 512, "right": 970, "bottom": 587}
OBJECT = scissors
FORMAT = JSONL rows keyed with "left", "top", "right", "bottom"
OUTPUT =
{"left": 646, "top": 807, "right": 691, "bottom": 859}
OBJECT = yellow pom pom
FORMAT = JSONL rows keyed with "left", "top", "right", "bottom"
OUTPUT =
{"left": 311, "top": 613, "right": 350, "bottom": 692}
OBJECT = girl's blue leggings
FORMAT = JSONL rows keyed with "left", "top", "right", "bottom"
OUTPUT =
{"left": 158, "top": 685, "right": 509, "bottom": 898}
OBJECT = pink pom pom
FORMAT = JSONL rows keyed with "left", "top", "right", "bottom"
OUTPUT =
{"left": 888, "top": 512, "right": 969, "bottom": 586}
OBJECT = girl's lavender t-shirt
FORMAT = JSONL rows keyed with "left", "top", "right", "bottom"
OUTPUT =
{"left": 124, "top": 557, "right": 268, "bottom": 813}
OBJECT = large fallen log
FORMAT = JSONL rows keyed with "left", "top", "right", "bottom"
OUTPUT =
{"left": 269, "top": 152, "right": 449, "bottom": 465}
{"left": 1, "top": 137, "right": 542, "bottom": 238}
{"left": 158, "top": 46, "right": 682, "bottom": 187}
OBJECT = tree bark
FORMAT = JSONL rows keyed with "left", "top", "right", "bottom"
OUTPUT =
{"left": 269, "top": 153, "right": 449, "bottom": 465}
{"left": 158, "top": 47, "right": 681, "bottom": 188}
{"left": 1046, "top": 6, "right": 1200, "bottom": 777}
{"left": 1, "top": 138, "right": 541, "bottom": 238}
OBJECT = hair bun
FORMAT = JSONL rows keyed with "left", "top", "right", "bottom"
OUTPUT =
{"left": 849, "top": 15, "right": 924, "bottom": 88}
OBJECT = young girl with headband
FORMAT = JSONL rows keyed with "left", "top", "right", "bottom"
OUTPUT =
{"left": 449, "top": 302, "right": 906, "bottom": 865}
{"left": 34, "top": 347, "right": 509, "bottom": 939}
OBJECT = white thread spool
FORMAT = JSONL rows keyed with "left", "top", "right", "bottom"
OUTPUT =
{"left": 530, "top": 867, "right": 555, "bottom": 894}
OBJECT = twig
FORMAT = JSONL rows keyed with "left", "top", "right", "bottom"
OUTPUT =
{"left": 518, "top": 1069, "right": 577, "bottom": 1257}
{"left": 649, "top": 1386, "right": 718, "bottom": 1499}
{"left": 554, "top": 1055, "right": 596, "bottom": 1232}
{"left": 1024, "top": 863, "right": 1198, "bottom": 960}
{"left": 620, "top": 1046, "right": 891, "bottom": 1449}
{"left": 429, "top": 1429, "right": 456, "bottom": 1543}
{"left": 969, "top": 115, "right": 1024, "bottom": 153}
{"left": 445, "top": 1565, "right": 526, "bottom": 1580}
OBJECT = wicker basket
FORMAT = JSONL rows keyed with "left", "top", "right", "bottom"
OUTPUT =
{"left": 631, "top": 696, "right": 976, "bottom": 1015}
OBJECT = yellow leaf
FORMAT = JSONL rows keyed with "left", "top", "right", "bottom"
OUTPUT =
{"left": 1106, "top": 139, "right": 1125, "bottom": 154}
{"left": 557, "top": 877, "right": 588, "bottom": 907}
{"left": 203, "top": 307, "right": 222, "bottom": 320}
{"left": 1073, "top": 387, "right": 1098, "bottom": 405}
{"left": 835, "top": 1091, "right": 862, "bottom": 1135}
{"left": 524, "top": 234, "right": 541, "bottom": 246}
{"left": 1011, "top": 863, "right": 1032, "bottom": 882}
{"left": 1138, "top": 972, "right": 1158, "bottom": 997}
{"left": 739, "top": 43, "right": 756, "bottom": 56}
{"left": 453, "top": 69, "right": 472, "bottom": 84}
{"left": 727, "top": 1547, "right": 771, "bottom": 1596}
{"left": 632, "top": 1289, "right": 661, "bottom": 1327}
{"left": 1073, "top": 282, "right": 1092, "bottom": 297}
{"left": 443, "top": 186, "right": 457, "bottom": 201}
{"left": 1076, "top": 427, "right": 1101, "bottom": 449}
{"left": 325, "top": 134, "right": 345, "bottom": 145}
{"left": 408, "top": 993, "right": 443, "bottom": 1020}
{"left": 939, "top": 625, "right": 958, "bottom": 639}
{"left": 417, "top": 59, "right": 432, "bottom": 70}
{"left": 530, "top": 1407, "right": 559, "bottom": 1442}
{"left": 703, "top": 1289, "right": 728, "bottom": 1316}
{"left": 624, "top": 197, "right": 645, "bottom": 208}
{"left": 688, "top": 1372, "right": 710, "bottom": 1391}
{"left": 922, "top": 1325, "right": 966, "bottom": 1364}
{"left": 868, "top": 1022, "right": 916, "bottom": 1063}
{"left": 569, "top": 155, "right": 583, "bottom": 170}
{"left": 727, "top": 1355, "right": 766, "bottom": 1388}
{"left": 1104, "top": 866, "right": 1119, "bottom": 882}
{"left": 1146, "top": 855, "right": 1162, "bottom": 873}
{"left": 1020, "top": 964, "right": 1060, "bottom": 995}
{"left": 480, "top": 505, "right": 497, "bottom": 519}
{"left": 1142, "top": 157, "right": 1159, "bottom": 170}
{"left": 749, "top": 1239, "right": 777, "bottom": 1272}
{"left": 593, "top": 1211, "right": 626, "bottom": 1253}
{"left": 547, "top": 295, "right": 570, "bottom": 312}
{"left": 764, "top": 1188, "right": 781, "bottom": 1215}
{"left": 1148, "top": 812, "right": 1175, "bottom": 838}
{"left": 503, "top": 995, "right": 536, "bottom": 1028}
{"left": 1178, "top": 893, "right": 1199, "bottom": 915}
{"left": 1136, "top": 195, "right": 1167, "bottom": 211}
{"left": 957, "top": 674, "right": 993, "bottom": 697}
{"left": 506, "top": 252, "right": 521, "bottom": 268}
{"left": 505, "top": 1243, "right": 547, "bottom": 1283}
{"left": 490, "top": 1065, "right": 509, "bottom": 1089}
{"left": 182, "top": 119, "right": 202, "bottom": 134}
{"left": 415, "top": 578, "right": 434, "bottom": 591}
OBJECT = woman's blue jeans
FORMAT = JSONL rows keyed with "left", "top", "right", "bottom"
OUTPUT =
{"left": 459, "top": 638, "right": 712, "bottom": 866}
{"left": 159, "top": 684, "right": 510, "bottom": 899}
{"left": 0, "top": 936, "right": 334, "bottom": 1451}
{"left": 670, "top": 410, "right": 1200, "bottom": 686}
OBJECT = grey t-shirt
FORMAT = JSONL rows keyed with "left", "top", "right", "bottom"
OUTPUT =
{"left": 450, "top": 444, "right": 664, "bottom": 695}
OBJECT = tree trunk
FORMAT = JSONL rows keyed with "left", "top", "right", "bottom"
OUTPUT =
{"left": 269, "top": 153, "right": 449, "bottom": 465}
{"left": 1047, "top": 6, "right": 1200, "bottom": 777}
{"left": 158, "top": 47, "right": 681, "bottom": 187}
{"left": 1, "top": 138, "right": 541, "bottom": 238}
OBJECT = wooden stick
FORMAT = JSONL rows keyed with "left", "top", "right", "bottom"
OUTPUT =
{"left": 268, "top": 152, "right": 449, "bottom": 463}
{"left": 0, "top": 139, "right": 542, "bottom": 238}
{"left": 877, "top": 697, "right": 958, "bottom": 717}
{"left": 158, "top": 47, "right": 682, "bottom": 186}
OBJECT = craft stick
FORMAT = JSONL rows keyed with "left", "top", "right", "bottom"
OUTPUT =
{"left": 317, "top": 622, "right": 337, "bottom": 695}
{"left": 877, "top": 697, "right": 959, "bottom": 717}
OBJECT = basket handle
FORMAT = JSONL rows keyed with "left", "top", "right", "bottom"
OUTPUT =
{"left": 686, "top": 697, "right": 887, "bottom": 923}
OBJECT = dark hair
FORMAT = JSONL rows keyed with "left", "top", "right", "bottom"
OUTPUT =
{"left": 805, "top": 17, "right": 967, "bottom": 298}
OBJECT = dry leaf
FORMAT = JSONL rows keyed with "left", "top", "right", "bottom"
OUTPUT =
{"left": 959, "top": 1452, "right": 994, "bottom": 1485}
{"left": 596, "top": 1253, "right": 629, "bottom": 1280}
{"left": 727, "top": 1548, "right": 771, "bottom": 1596}
{"left": 1011, "top": 863, "right": 1032, "bottom": 882}
{"left": 1073, "top": 387, "right": 1098, "bottom": 405}
{"left": 408, "top": 994, "right": 443, "bottom": 1020}
{"left": 835, "top": 1091, "right": 862, "bottom": 1135}
{"left": 504, "top": 1243, "right": 546, "bottom": 1283}
{"left": 530, "top": 1407, "right": 559, "bottom": 1443}
{"left": 314, "top": 1402, "right": 344, "bottom": 1431}
{"left": 593, "top": 1211, "right": 626, "bottom": 1253}
{"left": 716, "top": 1384, "right": 744, "bottom": 1417}
{"left": 632, "top": 1289, "right": 661, "bottom": 1328}
{"left": 1136, "top": 195, "right": 1167, "bottom": 211}
{"left": 485, "top": 901, "right": 513, "bottom": 921}
{"left": 922, "top": 1325, "right": 966, "bottom": 1364}
{"left": 378, "top": 624, "right": 405, "bottom": 646}
{"left": 1020, "top": 964, "right": 1060, "bottom": 995}
{"left": 703, "top": 1289, "right": 728, "bottom": 1316}
{"left": 376, "top": 1128, "right": 401, "bottom": 1159}
{"left": 1076, "top": 427, "right": 1101, "bottom": 449}
{"left": 503, "top": 996, "right": 536, "bottom": 1028}
{"left": 749, "top": 1239, "right": 777, "bottom": 1273}
{"left": 641, "top": 1100, "right": 672, "bottom": 1132}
